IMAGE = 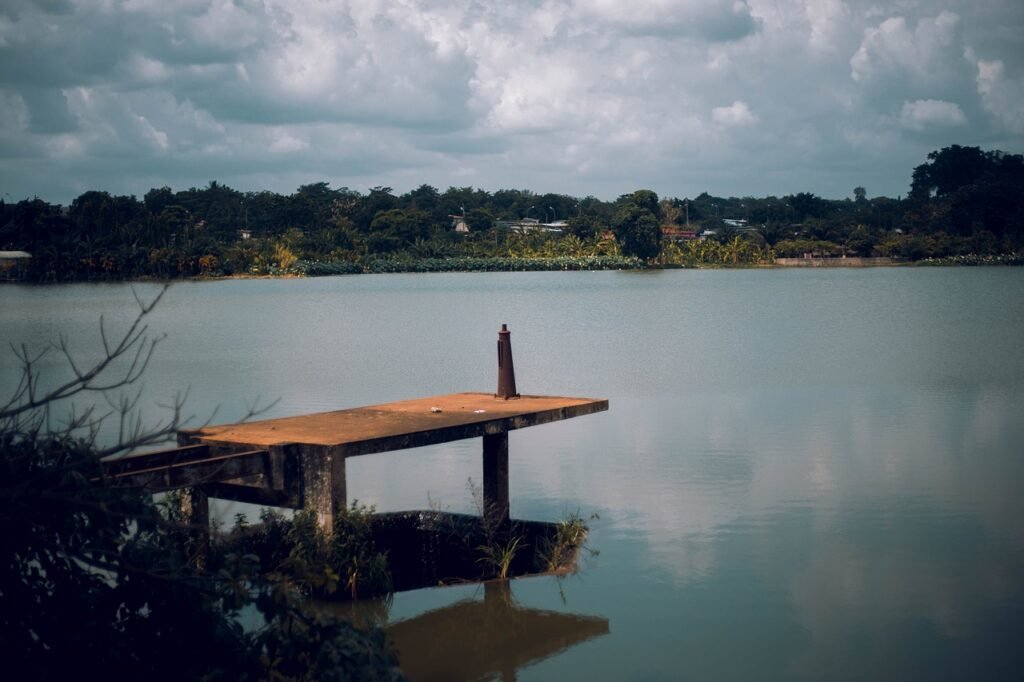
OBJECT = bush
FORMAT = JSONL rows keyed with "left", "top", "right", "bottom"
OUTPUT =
{"left": 0, "top": 288, "right": 405, "bottom": 680}
{"left": 225, "top": 505, "right": 392, "bottom": 601}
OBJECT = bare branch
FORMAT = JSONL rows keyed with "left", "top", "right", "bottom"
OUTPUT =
{"left": 240, "top": 396, "right": 281, "bottom": 422}
{"left": 0, "top": 284, "right": 170, "bottom": 423}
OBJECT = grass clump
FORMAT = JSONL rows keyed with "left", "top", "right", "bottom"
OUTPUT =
{"left": 223, "top": 502, "right": 391, "bottom": 601}
{"left": 539, "top": 510, "right": 599, "bottom": 573}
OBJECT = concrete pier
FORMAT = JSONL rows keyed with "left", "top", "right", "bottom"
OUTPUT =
{"left": 153, "top": 392, "right": 607, "bottom": 533}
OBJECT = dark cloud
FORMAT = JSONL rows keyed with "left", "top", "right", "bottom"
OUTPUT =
{"left": 0, "top": 0, "right": 1021, "bottom": 204}
{"left": 19, "top": 87, "right": 77, "bottom": 133}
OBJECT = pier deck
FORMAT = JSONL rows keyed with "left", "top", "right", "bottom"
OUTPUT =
{"left": 186, "top": 392, "right": 606, "bottom": 453}
{"left": 168, "top": 392, "right": 607, "bottom": 532}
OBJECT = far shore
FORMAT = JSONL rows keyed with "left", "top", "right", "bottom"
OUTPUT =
{"left": 5, "top": 253, "right": 1021, "bottom": 285}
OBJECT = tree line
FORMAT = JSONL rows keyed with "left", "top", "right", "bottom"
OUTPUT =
{"left": 1, "top": 145, "right": 1021, "bottom": 280}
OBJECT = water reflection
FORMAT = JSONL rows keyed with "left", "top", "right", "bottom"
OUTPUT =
{"left": 386, "top": 581, "right": 609, "bottom": 682}
{"left": 4, "top": 270, "right": 1024, "bottom": 680}
{"left": 316, "top": 580, "right": 610, "bottom": 682}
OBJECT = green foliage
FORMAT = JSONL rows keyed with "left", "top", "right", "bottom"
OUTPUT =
{"left": 1, "top": 436, "right": 255, "bottom": 678}
{"left": 368, "top": 255, "right": 641, "bottom": 273}
{"left": 3, "top": 145, "right": 1022, "bottom": 279}
{"left": 624, "top": 189, "right": 661, "bottom": 218}
{"left": 464, "top": 207, "right": 495, "bottom": 232}
{"left": 467, "top": 477, "right": 525, "bottom": 582}
{"left": 845, "top": 225, "right": 878, "bottom": 257}
{"left": 613, "top": 204, "right": 661, "bottom": 260}
{"left": 789, "top": 192, "right": 825, "bottom": 220}
{"left": 477, "top": 535, "right": 524, "bottom": 581}
{"left": 773, "top": 238, "right": 845, "bottom": 258}
{"left": 326, "top": 503, "right": 392, "bottom": 600}
{"left": 224, "top": 505, "right": 392, "bottom": 601}
{"left": 915, "top": 253, "right": 1024, "bottom": 266}
{"left": 538, "top": 510, "right": 599, "bottom": 573}
{"left": 369, "top": 209, "right": 431, "bottom": 252}
{"left": 567, "top": 213, "right": 603, "bottom": 239}
{"left": 0, "top": 296, "right": 405, "bottom": 680}
{"left": 0, "top": 436, "right": 404, "bottom": 679}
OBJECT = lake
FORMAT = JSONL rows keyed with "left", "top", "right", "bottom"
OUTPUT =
{"left": 3, "top": 267, "right": 1023, "bottom": 680}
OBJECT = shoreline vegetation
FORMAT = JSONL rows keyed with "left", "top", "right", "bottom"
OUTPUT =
{"left": 2, "top": 144, "right": 1022, "bottom": 283}
{"left": 224, "top": 253, "right": 1024, "bottom": 280}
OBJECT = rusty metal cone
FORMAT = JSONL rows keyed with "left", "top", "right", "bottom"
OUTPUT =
{"left": 496, "top": 323, "right": 519, "bottom": 399}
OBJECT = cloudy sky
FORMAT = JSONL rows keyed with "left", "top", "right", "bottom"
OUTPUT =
{"left": 1, "top": 0, "right": 1022, "bottom": 204}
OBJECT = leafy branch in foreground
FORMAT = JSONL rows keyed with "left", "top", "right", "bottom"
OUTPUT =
{"left": 0, "top": 288, "right": 404, "bottom": 680}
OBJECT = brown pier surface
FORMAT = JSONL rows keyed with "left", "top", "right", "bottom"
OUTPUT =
{"left": 184, "top": 392, "right": 608, "bottom": 455}
{"left": 167, "top": 391, "right": 607, "bottom": 535}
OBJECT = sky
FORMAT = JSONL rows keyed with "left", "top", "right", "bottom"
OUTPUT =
{"left": 0, "top": 0, "right": 1022, "bottom": 205}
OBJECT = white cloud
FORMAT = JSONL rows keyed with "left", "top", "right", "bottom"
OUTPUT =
{"left": 580, "top": 0, "right": 761, "bottom": 41}
{"left": 0, "top": 0, "right": 1021, "bottom": 202}
{"left": 268, "top": 129, "right": 309, "bottom": 154}
{"left": 804, "top": 0, "right": 851, "bottom": 51}
{"left": 712, "top": 100, "right": 757, "bottom": 127}
{"left": 137, "top": 114, "right": 169, "bottom": 151}
{"left": 0, "top": 89, "right": 29, "bottom": 132}
{"left": 899, "top": 99, "right": 967, "bottom": 131}
{"left": 850, "top": 11, "right": 963, "bottom": 85}
{"left": 975, "top": 59, "right": 1024, "bottom": 134}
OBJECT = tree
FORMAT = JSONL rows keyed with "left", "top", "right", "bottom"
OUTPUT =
{"left": 910, "top": 145, "right": 996, "bottom": 199}
{"left": 627, "top": 189, "right": 661, "bottom": 218}
{"left": 0, "top": 288, "right": 405, "bottom": 680}
{"left": 144, "top": 186, "right": 175, "bottom": 215}
{"left": 464, "top": 207, "right": 494, "bottom": 232}
{"left": 845, "top": 225, "right": 878, "bottom": 256}
{"left": 788, "top": 192, "right": 824, "bottom": 221}
{"left": 352, "top": 187, "right": 397, "bottom": 233}
{"left": 290, "top": 182, "right": 341, "bottom": 230}
{"left": 659, "top": 198, "right": 683, "bottom": 226}
{"left": 613, "top": 204, "right": 661, "bottom": 260}
{"left": 567, "top": 213, "right": 601, "bottom": 240}
{"left": 369, "top": 209, "right": 431, "bottom": 251}
{"left": 403, "top": 184, "right": 444, "bottom": 225}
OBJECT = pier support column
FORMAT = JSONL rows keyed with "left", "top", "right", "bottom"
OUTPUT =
{"left": 302, "top": 446, "right": 347, "bottom": 537}
{"left": 178, "top": 486, "right": 209, "bottom": 566}
{"left": 482, "top": 432, "right": 509, "bottom": 525}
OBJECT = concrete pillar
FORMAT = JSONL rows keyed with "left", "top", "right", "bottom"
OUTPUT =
{"left": 302, "top": 446, "right": 347, "bottom": 536}
{"left": 482, "top": 432, "right": 509, "bottom": 525}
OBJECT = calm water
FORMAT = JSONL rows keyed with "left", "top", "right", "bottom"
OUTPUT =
{"left": 3, "top": 268, "right": 1024, "bottom": 680}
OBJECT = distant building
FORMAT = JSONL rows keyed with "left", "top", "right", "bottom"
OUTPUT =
{"left": 661, "top": 227, "right": 697, "bottom": 242}
{"left": 449, "top": 214, "right": 469, "bottom": 233}
{"left": 494, "top": 218, "right": 565, "bottom": 234}
{"left": 0, "top": 250, "right": 32, "bottom": 281}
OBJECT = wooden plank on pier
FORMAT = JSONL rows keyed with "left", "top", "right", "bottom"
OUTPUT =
{"left": 100, "top": 443, "right": 211, "bottom": 477}
{"left": 180, "top": 392, "right": 608, "bottom": 456}
{"left": 110, "top": 448, "right": 270, "bottom": 492}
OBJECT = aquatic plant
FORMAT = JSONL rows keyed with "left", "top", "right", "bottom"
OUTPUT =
{"left": 466, "top": 477, "right": 526, "bottom": 581}
{"left": 224, "top": 503, "right": 392, "bottom": 601}
{"left": 477, "top": 535, "right": 524, "bottom": 581}
{"left": 538, "top": 510, "right": 600, "bottom": 573}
